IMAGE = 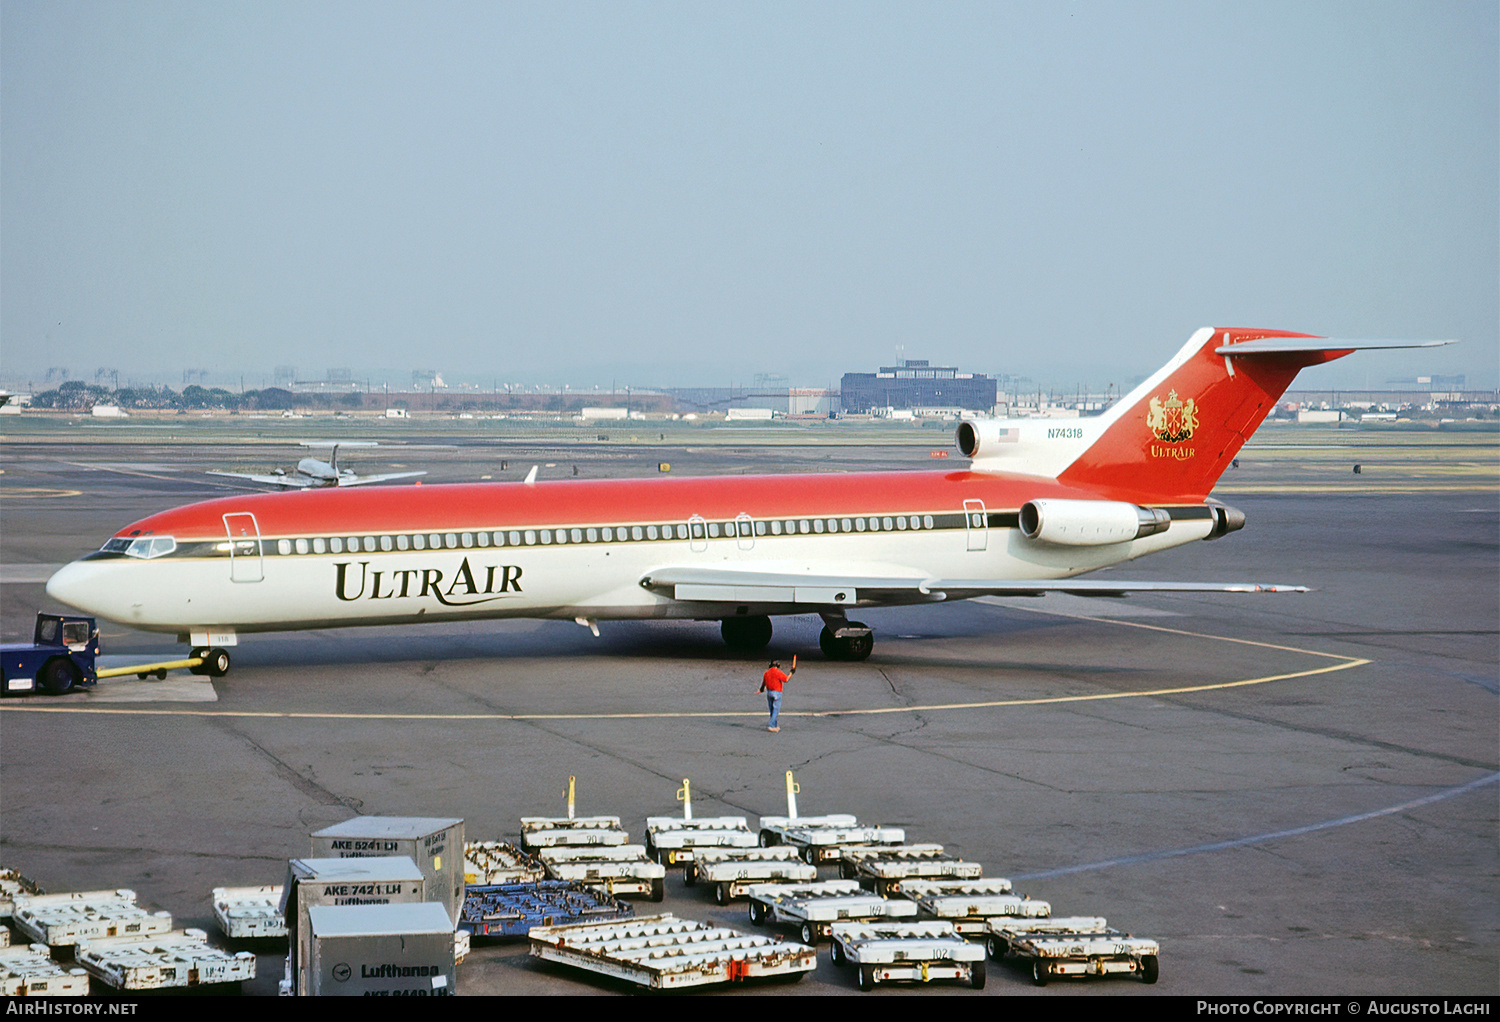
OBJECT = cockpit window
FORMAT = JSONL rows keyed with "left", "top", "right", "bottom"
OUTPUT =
{"left": 102, "top": 536, "right": 177, "bottom": 559}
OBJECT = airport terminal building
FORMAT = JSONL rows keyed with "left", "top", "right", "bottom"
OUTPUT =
{"left": 840, "top": 359, "right": 997, "bottom": 414}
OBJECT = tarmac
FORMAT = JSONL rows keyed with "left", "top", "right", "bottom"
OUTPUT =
{"left": 0, "top": 418, "right": 1495, "bottom": 995}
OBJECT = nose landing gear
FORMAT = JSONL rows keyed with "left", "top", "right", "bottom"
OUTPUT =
{"left": 188, "top": 647, "right": 232, "bottom": 677}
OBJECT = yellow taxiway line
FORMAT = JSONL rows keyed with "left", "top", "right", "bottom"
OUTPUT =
{"left": 0, "top": 616, "right": 1369, "bottom": 722}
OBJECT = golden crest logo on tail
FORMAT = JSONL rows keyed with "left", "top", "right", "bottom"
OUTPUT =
{"left": 1145, "top": 389, "right": 1199, "bottom": 443}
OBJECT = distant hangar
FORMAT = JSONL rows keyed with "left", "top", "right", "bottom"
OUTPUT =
{"left": 840, "top": 360, "right": 997, "bottom": 414}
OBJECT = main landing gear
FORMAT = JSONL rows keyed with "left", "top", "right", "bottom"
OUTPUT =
{"left": 718, "top": 612, "right": 876, "bottom": 661}
{"left": 188, "top": 647, "right": 232, "bottom": 678}
{"left": 818, "top": 611, "right": 873, "bottom": 662}
{"left": 721, "top": 615, "right": 773, "bottom": 652}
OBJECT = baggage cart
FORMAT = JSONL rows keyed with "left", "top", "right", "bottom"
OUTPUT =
{"left": 987, "top": 916, "right": 1160, "bottom": 985}
{"left": 828, "top": 920, "right": 987, "bottom": 991}
{"left": 757, "top": 771, "right": 904, "bottom": 864}
{"left": 0, "top": 868, "right": 42, "bottom": 921}
{"left": 841, "top": 844, "right": 984, "bottom": 896}
{"left": 459, "top": 880, "right": 633, "bottom": 938}
{"left": 537, "top": 845, "right": 666, "bottom": 901}
{"left": 464, "top": 841, "right": 546, "bottom": 885}
{"left": 0, "top": 943, "right": 90, "bottom": 996}
{"left": 521, "top": 776, "right": 631, "bottom": 851}
{"left": 746, "top": 880, "right": 918, "bottom": 946}
{"left": 691, "top": 847, "right": 818, "bottom": 904}
{"left": 899, "top": 879, "right": 1051, "bottom": 936}
{"left": 644, "top": 778, "right": 758, "bottom": 866}
{"left": 529, "top": 913, "right": 817, "bottom": 990}
{"left": 310, "top": 815, "right": 465, "bottom": 924}
{"left": 12, "top": 889, "right": 173, "bottom": 948}
{"left": 213, "top": 885, "right": 287, "bottom": 940}
{"left": 75, "top": 928, "right": 256, "bottom": 991}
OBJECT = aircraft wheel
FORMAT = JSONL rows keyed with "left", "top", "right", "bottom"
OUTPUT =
{"left": 843, "top": 623, "right": 874, "bottom": 661}
{"left": 721, "top": 615, "right": 772, "bottom": 652}
{"left": 819, "top": 626, "right": 839, "bottom": 659}
{"left": 39, "top": 657, "right": 78, "bottom": 695}
{"left": 204, "top": 648, "right": 231, "bottom": 677}
{"left": 188, "top": 647, "right": 209, "bottom": 675}
{"left": 1141, "top": 954, "right": 1159, "bottom": 984}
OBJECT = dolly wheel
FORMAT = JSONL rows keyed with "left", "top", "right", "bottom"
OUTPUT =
{"left": 1032, "top": 957, "right": 1049, "bottom": 986}
{"left": 1141, "top": 954, "right": 1159, "bottom": 984}
{"left": 857, "top": 965, "right": 875, "bottom": 991}
{"left": 969, "top": 958, "right": 986, "bottom": 989}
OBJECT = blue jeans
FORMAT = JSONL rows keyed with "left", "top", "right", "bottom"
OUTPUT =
{"left": 766, "top": 690, "right": 782, "bottom": 728}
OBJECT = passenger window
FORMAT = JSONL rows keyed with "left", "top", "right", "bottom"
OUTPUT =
{"left": 396, "top": 535, "right": 408, "bottom": 551}
{"left": 632, "top": 526, "right": 644, "bottom": 540}
{"left": 462, "top": 533, "right": 474, "bottom": 547}
{"left": 278, "top": 540, "right": 292, "bottom": 555}
{"left": 330, "top": 538, "right": 344, "bottom": 553}
{"left": 296, "top": 538, "right": 310, "bottom": 554}
{"left": 313, "top": 538, "right": 327, "bottom": 554}
{"left": 647, "top": 526, "right": 659, "bottom": 540}
{"left": 586, "top": 528, "right": 597, "bottom": 542}
{"left": 413, "top": 535, "right": 426, "bottom": 550}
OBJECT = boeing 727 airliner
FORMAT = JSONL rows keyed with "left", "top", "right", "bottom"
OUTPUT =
{"left": 43, "top": 328, "right": 1449, "bottom": 684}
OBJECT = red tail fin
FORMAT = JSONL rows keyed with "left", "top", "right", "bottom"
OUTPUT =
{"left": 1057, "top": 328, "right": 1351, "bottom": 502}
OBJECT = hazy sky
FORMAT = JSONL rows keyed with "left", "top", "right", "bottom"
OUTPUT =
{"left": 3, "top": 2, "right": 1495, "bottom": 391}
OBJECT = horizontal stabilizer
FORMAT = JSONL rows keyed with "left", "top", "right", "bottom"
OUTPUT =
{"left": 1216, "top": 338, "right": 1455, "bottom": 355}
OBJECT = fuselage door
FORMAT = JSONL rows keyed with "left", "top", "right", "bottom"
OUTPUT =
{"left": 963, "top": 498, "right": 988, "bottom": 552}
{"left": 223, "top": 512, "right": 264, "bottom": 582}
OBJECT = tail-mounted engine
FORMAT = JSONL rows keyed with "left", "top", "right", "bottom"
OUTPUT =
{"left": 1204, "top": 502, "right": 1246, "bottom": 540}
{"left": 1019, "top": 498, "right": 1172, "bottom": 547}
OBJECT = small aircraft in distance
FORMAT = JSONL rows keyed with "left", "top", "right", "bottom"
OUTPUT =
{"left": 208, "top": 442, "right": 425, "bottom": 489}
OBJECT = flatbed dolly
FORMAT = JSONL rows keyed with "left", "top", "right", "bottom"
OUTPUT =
{"left": 75, "top": 928, "right": 257, "bottom": 991}
{"left": 459, "top": 880, "right": 633, "bottom": 938}
{"left": 0, "top": 943, "right": 90, "bottom": 996}
{"left": 746, "top": 880, "right": 919, "bottom": 946}
{"left": 644, "top": 778, "right": 758, "bottom": 866}
{"left": 538, "top": 845, "right": 667, "bottom": 901}
{"left": 212, "top": 885, "right": 287, "bottom": 939}
{"left": 757, "top": 771, "right": 905, "bottom": 864}
{"left": 986, "top": 916, "right": 1160, "bottom": 986}
{"left": 12, "top": 889, "right": 173, "bottom": 950}
{"left": 691, "top": 847, "right": 819, "bottom": 904}
{"left": 828, "top": 920, "right": 987, "bottom": 991}
{"left": 0, "top": 868, "right": 42, "bottom": 921}
{"left": 529, "top": 913, "right": 817, "bottom": 990}
{"left": 898, "top": 878, "right": 1052, "bottom": 936}
{"left": 520, "top": 775, "right": 631, "bottom": 852}
{"left": 464, "top": 841, "right": 547, "bottom": 884}
{"left": 840, "top": 844, "right": 985, "bottom": 896}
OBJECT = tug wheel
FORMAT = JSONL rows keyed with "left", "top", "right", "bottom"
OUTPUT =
{"left": 39, "top": 657, "right": 78, "bottom": 695}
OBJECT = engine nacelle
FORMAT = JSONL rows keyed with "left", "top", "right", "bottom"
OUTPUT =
{"left": 956, "top": 419, "right": 1011, "bottom": 459}
{"left": 1019, "top": 498, "right": 1172, "bottom": 547}
{"left": 1204, "top": 502, "right": 1246, "bottom": 540}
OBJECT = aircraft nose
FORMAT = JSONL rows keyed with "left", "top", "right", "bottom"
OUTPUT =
{"left": 46, "top": 561, "right": 105, "bottom": 615}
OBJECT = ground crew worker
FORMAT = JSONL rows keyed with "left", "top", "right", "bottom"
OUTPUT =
{"left": 759, "top": 660, "right": 794, "bottom": 731}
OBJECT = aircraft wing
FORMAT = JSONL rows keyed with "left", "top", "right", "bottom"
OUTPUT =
{"left": 334, "top": 471, "right": 426, "bottom": 487}
{"left": 206, "top": 471, "right": 319, "bottom": 488}
{"left": 639, "top": 567, "right": 1307, "bottom": 605}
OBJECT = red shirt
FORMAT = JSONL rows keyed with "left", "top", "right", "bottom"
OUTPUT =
{"left": 762, "top": 667, "right": 789, "bottom": 692}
